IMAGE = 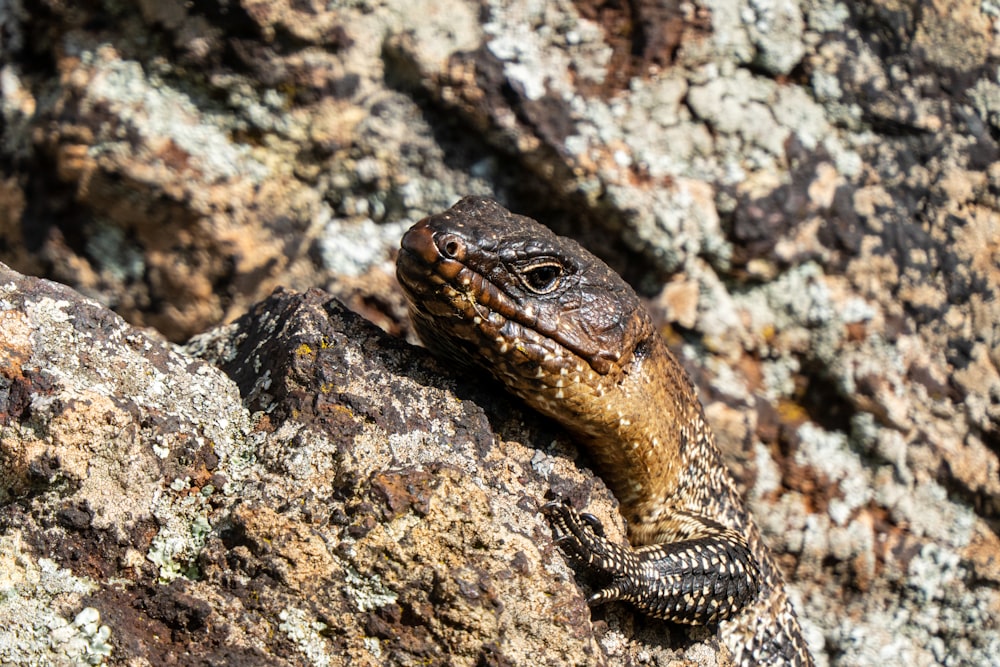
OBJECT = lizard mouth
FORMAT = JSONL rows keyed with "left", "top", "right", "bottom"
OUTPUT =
{"left": 397, "top": 219, "right": 483, "bottom": 318}
{"left": 396, "top": 218, "right": 576, "bottom": 379}
{"left": 399, "top": 218, "right": 500, "bottom": 318}
{"left": 397, "top": 218, "right": 527, "bottom": 327}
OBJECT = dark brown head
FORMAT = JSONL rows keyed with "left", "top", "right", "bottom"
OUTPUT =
{"left": 396, "top": 197, "right": 654, "bottom": 389}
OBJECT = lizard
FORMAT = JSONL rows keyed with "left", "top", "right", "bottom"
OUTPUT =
{"left": 395, "top": 195, "right": 815, "bottom": 665}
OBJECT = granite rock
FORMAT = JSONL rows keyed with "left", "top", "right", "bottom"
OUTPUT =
{"left": 2, "top": 0, "right": 1000, "bottom": 664}
{"left": 1, "top": 262, "right": 729, "bottom": 665}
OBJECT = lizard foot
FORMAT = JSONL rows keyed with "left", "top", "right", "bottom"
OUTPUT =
{"left": 542, "top": 498, "right": 761, "bottom": 624}
{"left": 542, "top": 499, "right": 628, "bottom": 571}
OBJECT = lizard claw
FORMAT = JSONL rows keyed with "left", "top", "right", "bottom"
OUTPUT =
{"left": 541, "top": 498, "right": 567, "bottom": 512}
{"left": 542, "top": 497, "right": 628, "bottom": 570}
{"left": 578, "top": 512, "right": 605, "bottom": 536}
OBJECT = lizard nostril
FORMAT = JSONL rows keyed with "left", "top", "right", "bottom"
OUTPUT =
{"left": 437, "top": 234, "right": 464, "bottom": 260}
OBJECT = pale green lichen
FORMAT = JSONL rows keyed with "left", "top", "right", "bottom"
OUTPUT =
{"left": 84, "top": 220, "right": 145, "bottom": 285}
{"left": 343, "top": 565, "right": 398, "bottom": 612}
{"left": 48, "top": 607, "right": 113, "bottom": 666}
{"left": 82, "top": 53, "right": 269, "bottom": 183}
{"left": 362, "top": 636, "right": 383, "bottom": 659}
{"left": 278, "top": 607, "right": 333, "bottom": 667}
{"left": 0, "top": 533, "right": 112, "bottom": 666}
{"left": 147, "top": 477, "right": 213, "bottom": 582}
{"left": 795, "top": 422, "right": 873, "bottom": 526}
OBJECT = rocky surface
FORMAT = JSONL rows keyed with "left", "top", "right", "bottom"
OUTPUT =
{"left": 1, "top": 262, "right": 731, "bottom": 665}
{"left": 2, "top": 0, "right": 1000, "bottom": 665}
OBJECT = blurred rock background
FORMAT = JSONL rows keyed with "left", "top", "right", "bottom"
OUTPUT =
{"left": 1, "top": 0, "right": 999, "bottom": 665}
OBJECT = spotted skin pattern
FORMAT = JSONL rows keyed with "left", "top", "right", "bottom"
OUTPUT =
{"left": 396, "top": 196, "right": 815, "bottom": 665}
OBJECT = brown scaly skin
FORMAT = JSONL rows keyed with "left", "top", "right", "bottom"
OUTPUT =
{"left": 396, "top": 196, "right": 815, "bottom": 665}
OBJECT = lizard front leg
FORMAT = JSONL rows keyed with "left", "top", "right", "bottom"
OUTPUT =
{"left": 544, "top": 499, "right": 761, "bottom": 624}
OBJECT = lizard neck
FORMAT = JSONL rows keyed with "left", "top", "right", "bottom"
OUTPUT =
{"left": 520, "top": 333, "right": 698, "bottom": 525}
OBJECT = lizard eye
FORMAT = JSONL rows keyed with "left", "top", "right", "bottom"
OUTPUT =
{"left": 519, "top": 261, "right": 564, "bottom": 294}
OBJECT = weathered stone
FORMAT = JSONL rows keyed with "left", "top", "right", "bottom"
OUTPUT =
{"left": 3, "top": 0, "right": 1000, "bottom": 664}
{"left": 1, "top": 263, "right": 726, "bottom": 665}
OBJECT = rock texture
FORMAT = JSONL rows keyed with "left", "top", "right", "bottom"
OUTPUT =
{"left": 2, "top": 0, "right": 1000, "bottom": 666}
{"left": 1, "top": 262, "right": 730, "bottom": 665}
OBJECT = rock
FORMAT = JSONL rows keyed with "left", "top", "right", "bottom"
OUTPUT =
{"left": 1, "top": 262, "right": 728, "bottom": 665}
{"left": 2, "top": 0, "right": 1000, "bottom": 664}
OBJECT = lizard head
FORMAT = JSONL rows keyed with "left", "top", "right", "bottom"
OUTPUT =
{"left": 396, "top": 196, "right": 654, "bottom": 388}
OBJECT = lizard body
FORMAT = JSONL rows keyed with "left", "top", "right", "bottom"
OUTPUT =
{"left": 396, "top": 196, "right": 815, "bottom": 665}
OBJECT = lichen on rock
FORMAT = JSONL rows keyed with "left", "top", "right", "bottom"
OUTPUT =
{"left": 2, "top": 0, "right": 1000, "bottom": 664}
